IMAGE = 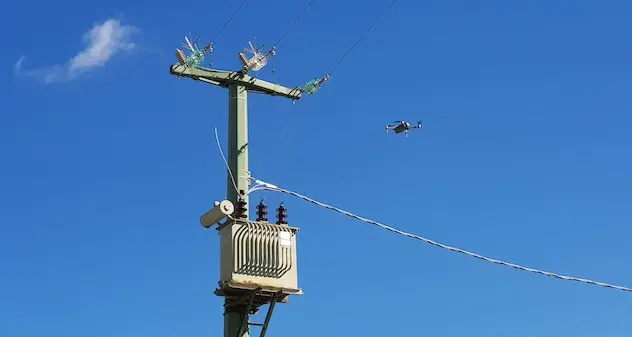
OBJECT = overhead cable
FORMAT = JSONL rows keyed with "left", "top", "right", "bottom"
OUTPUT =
{"left": 274, "top": 0, "right": 316, "bottom": 47}
{"left": 213, "top": 0, "right": 249, "bottom": 42}
{"left": 328, "top": 0, "right": 398, "bottom": 76}
{"left": 293, "top": 0, "right": 399, "bottom": 100}
{"left": 248, "top": 179, "right": 632, "bottom": 293}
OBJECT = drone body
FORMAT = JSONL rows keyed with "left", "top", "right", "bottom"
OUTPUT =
{"left": 385, "top": 120, "right": 422, "bottom": 137}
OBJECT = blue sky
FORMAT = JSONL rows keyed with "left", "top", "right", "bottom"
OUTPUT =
{"left": 2, "top": 0, "right": 632, "bottom": 336}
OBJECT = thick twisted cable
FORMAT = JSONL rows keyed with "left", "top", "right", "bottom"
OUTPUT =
{"left": 250, "top": 184, "right": 632, "bottom": 293}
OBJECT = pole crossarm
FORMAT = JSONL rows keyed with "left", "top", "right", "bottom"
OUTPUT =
{"left": 169, "top": 64, "right": 302, "bottom": 100}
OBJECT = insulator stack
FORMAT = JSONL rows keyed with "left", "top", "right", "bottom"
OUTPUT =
{"left": 238, "top": 53, "right": 249, "bottom": 67}
{"left": 302, "top": 79, "right": 318, "bottom": 94}
{"left": 276, "top": 203, "right": 288, "bottom": 225}
{"left": 256, "top": 200, "right": 268, "bottom": 222}
{"left": 175, "top": 49, "right": 187, "bottom": 65}
{"left": 233, "top": 198, "right": 248, "bottom": 219}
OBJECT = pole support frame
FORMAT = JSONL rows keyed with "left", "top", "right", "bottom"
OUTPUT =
{"left": 169, "top": 63, "right": 301, "bottom": 337}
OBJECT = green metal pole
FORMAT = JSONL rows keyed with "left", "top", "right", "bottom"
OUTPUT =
{"left": 169, "top": 64, "right": 302, "bottom": 337}
{"left": 227, "top": 84, "right": 249, "bottom": 214}
{"left": 224, "top": 307, "right": 250, "bottom": 337}
{"left": 225, "top": 83, "right": 250, "bottom": 337}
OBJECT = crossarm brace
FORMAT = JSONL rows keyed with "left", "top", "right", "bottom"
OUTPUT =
{"left": 258, "top": 291, "right": 282, "bottom": 337}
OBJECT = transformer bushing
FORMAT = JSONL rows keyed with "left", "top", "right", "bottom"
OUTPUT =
{"left": 276, "top": 203, "right": 288, "bottom": 225}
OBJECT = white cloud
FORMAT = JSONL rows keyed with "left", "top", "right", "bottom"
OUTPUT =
{"left": 14, "top": 18, "right": 139, "bottom": 83}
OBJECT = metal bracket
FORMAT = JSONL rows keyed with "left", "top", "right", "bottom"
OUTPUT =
{"left": 224, "top": 288, "right": 282, "bottom": 337}
{"left": 224, "top": 288, "right": 261, "bottom": 310}
{"left": 225, "top": 287, "right": 261, "bottom": 337}
{"left": 257, "top": 290, "right": 282, "bottom": 337}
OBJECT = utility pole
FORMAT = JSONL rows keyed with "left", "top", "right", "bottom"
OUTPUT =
{"left": 170, "top": 64, "right": 303, "bottom": 337}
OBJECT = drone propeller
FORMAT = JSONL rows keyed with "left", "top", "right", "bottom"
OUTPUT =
{"left": 408, "top": 120, "right": 423, "bottom": 131}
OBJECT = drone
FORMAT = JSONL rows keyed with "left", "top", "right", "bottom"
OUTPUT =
{"left": 385, "top": 120, "right": 423, "bottom": 137}
{"left": 238, "top": 41, "right": 276, "bottom": 73}
{"left": 175, "top": 35, "right": 213, "bottom": 69}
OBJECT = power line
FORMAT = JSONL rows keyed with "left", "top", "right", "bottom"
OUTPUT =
{"left": 328, "top": 0, "right": 398, "bottom": 76}
{"left": 248, "top": 179, "right": 632, "bottom": 293}
{"left": 254, "top": 0, "right": 315, "bottom": 186}
{"left": 213, "top": 0, "right": 249, "bottom": 42}
{"left": 274, "top": 0, "right": 316, "bottom": 47}
{"left": 290, "top": 0, "right": 399, "bottom": 99}
{"left": 257, "top": 58, "right": 279, "bottom": 177}
{"left": 209, "top": 1, "right": 316, "bottom": 197}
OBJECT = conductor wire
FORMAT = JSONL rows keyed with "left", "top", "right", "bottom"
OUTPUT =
{"left": 257, "top": 0, "right": 314, "bottom": 185}
{"left": 328, "top": 0, "right": 398, "bottom": 76}
{"left": 213, "top": 0, "right": 249, "bottom": 42}
{"left": 288, "top": 0, "right": 398, "bottom": 103}
{"left": 274, "top": 0, "right": 316, "bottom": 47}
{"left": 256, "top": 57, "right": 279, "bottom": 189}
{"left": 214, "top": 127, "right": 239, "bottom": 195}
{"left": 247, "top": 179, "right": 632, "bottom": 293}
